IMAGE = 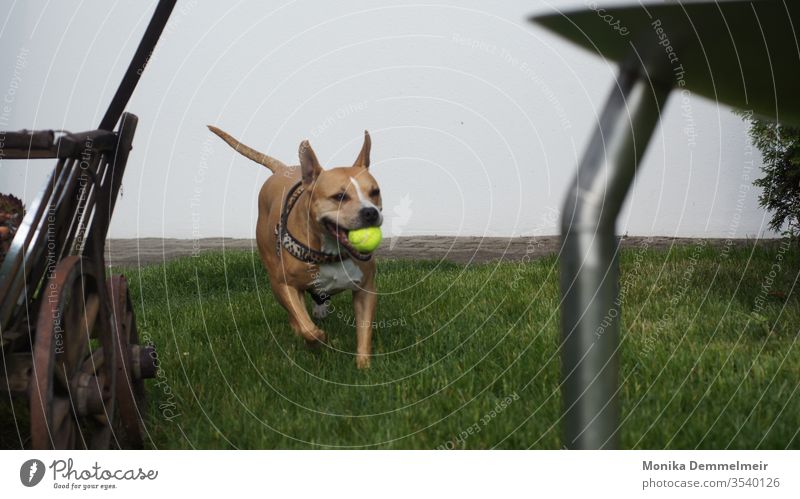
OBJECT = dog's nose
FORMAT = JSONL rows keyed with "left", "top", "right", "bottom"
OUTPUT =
{"left": 360, "top": 207, "right": 380, "bottom": 225}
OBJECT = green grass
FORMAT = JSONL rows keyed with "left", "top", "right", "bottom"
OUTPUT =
{"left": 120, "top": 241, "right": 799, "bottom": 449}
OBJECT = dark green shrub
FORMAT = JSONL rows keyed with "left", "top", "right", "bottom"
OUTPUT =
{"left": 742, "top": 115, "right": 800, "bottom": 238}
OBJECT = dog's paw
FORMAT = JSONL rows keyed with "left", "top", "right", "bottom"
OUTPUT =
{"left": 303, "top": 327, "right": 327, "bottom": 347}
{"left": 312, "top": 301, "right": 330, "bottom": 319}
{"left": 355, "top": 354, "right": 371, "bottom": 369}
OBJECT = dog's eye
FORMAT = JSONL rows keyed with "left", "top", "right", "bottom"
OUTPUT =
{"left": 369, "top": 188, "right": 380, "bottom": 198}
{"left": 331, "top": 192, "right": 349, "bottom": 202}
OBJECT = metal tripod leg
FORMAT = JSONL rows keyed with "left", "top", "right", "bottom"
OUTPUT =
{"left": 560, "top": 66, "right": 671, "bottom": 449}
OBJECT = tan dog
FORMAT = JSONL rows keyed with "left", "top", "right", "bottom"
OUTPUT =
{"left": 208, "top": 126, "right": 382, "bottom": 368}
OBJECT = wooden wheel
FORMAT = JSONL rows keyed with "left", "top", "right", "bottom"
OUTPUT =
{"left": 30, "top": 256, "right": 117, "bottom": 449}
{"left": 108, "top": 274, "right": 151, "bottom": 448}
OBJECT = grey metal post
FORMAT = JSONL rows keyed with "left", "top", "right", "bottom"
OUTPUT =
{"left": 560, "top": 65, "right": 671, "bottom": 449}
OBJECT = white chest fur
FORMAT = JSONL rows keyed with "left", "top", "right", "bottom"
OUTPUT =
{"left": 311, "top": 235, "right": 364, "bottom": 295}
{"left": 314, "top": 259, "right": 363, "bottom": 295}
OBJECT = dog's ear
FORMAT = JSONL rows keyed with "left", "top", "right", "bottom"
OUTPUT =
{"left": 353, "top": 130, "right": 371, "bottom": 168}
{"left": 299, "top": 140, "right": 323, "bottom": 185}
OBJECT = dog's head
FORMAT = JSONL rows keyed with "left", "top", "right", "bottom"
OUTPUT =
{"left": 299, "top": 131, "right": 383, "bottom": 258}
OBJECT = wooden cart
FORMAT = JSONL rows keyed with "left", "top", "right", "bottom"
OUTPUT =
{"left": 0, "top": 0, "right": 176, "bottom": 449}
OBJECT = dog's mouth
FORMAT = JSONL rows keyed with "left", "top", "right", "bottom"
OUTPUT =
{"left": 322, "top": 218, "right": 371, "bottom": 260}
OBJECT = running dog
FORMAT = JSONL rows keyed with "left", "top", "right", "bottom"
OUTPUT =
{"left": 208, "top": 126, "right": 382, "bottom": 368}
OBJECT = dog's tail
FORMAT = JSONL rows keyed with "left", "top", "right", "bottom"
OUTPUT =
{"left": 207, "top": 125, "right": 287, "bottom": 173}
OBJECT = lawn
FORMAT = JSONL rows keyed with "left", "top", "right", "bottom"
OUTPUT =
{"left": 122, "top": 240, "right": 799, "bottom": 449}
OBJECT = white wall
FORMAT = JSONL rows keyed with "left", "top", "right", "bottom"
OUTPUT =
{"left": 0, "top": 0, "right": 775, "bottom": 239}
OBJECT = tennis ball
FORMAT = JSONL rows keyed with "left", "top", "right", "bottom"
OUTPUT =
{"left": 348, "top": 227, "right": 382, "bottom": 253}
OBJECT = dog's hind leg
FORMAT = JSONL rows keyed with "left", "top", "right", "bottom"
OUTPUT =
{"left": 271, "top": 282, "right": 327, "bottom": 345}
{"left": 308, "top": 292, "right": 330, "bottom": 319}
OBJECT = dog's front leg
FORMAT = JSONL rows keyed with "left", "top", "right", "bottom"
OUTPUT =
{"left": 352, "top": 287, "right": 377, "bottom": 368}
{"left": 271, "top": 282, "right": 327, "bottom": 345}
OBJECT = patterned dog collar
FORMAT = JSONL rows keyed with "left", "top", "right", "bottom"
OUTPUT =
{"left": 274, "top": 181, "right": 371, "bottom": 264}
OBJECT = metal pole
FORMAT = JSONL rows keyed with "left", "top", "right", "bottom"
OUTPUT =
{"left": 560, "top": 65, "right": 671, "bottom": 449}
{"left": 99, "top": 0, "right": 176, "bottom": 131}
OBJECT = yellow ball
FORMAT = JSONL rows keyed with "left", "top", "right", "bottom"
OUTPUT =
{"left": 348, "top": 227, "right": 382, "bottom": 253}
